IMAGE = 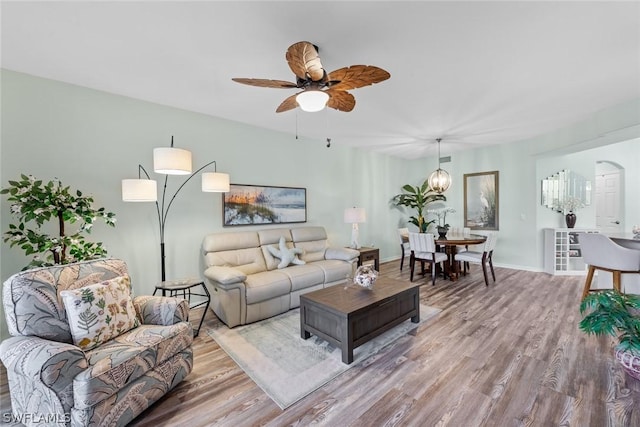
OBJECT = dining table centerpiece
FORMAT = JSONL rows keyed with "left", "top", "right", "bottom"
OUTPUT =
{"left": 428, "top": 206, "right": 456, "bottom": 238}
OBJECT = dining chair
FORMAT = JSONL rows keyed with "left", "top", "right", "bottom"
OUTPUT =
{"left": 408, "top": 232, "right": 448, "bottom": 285}
{"left": 398, "top": 227, "right": 410, "bottom": 271}
{"left": 579, "top": 232, "right": 640, "bottom": 300}
{"left": 454, "top": 232, "right": 498, "bottom": 286}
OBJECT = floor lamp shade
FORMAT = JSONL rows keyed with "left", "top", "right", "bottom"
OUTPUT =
{"left": 202, "top": 172, "right": 230, "bottom": 192}
{"left": 153, "top": 147, "right": 192, "bottom": 175}
{"left": 122, "top": 179, "right": 158, "bottom": 202}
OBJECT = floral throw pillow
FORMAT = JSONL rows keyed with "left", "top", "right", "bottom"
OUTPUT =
{"left": 60, "top": 275, "right": 140, "bottom": 351}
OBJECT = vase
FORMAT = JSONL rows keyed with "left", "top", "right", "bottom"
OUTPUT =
{"left": 437, "top": 226, "right": 448, "bottom": 239}
{"left": 565, "top": 212, "right": 576, "bottom": 228}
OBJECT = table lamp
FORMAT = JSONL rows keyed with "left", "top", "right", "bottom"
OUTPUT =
{"left": 344, "top": 207, "right": 366, "bottom": 249}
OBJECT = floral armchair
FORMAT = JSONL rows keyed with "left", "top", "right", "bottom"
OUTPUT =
{"left": 0, "top": 258, "right": 193, "bottom": 427}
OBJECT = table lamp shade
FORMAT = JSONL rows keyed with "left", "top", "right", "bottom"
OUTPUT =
{"left": 153, "top": 147, "right": 192, "bottom": 175}
{"left": 202, "top": 172, "right": 230, "bottom": 192}
{"left": 122, "top": 179, "right": 157, "bottom": 202}
{"left": 344, "top": 207, "right": 366, "bottom": 224}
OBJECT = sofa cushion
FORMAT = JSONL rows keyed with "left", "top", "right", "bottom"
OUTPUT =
{"left": 295, "top": 239, "right": 329, "bottom": 262}
{"left": 258, "top": 228, "right": 293, "bottom": 246}
{"left": 202, "top": 230, "right": 260, "bottom": 252}
{"left": 291, "top": 226, "right": 328, "bottom": 242}
{"left": 292, "top": 226, "right": 330, "bottom": 262}
{"left": 279, "top": 264, "right": 325, "bottom": 292}
{"left": 60, "top": 275, "right": 140, "bottom": 351}
{"left": 244, "top": 271, "right": 291, "bottom": 304}
{"left": 312, "top": 259, "right": 354, "bottom": 283}
{"left": 73, "top": 322, "right": 192, "bottom": 409}
{"left": 205, "top": 247, "right": 267, "bottom": 275}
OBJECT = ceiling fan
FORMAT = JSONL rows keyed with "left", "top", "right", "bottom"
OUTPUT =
{"left": 232, "top": 41, "right": 391, "bottom": 113}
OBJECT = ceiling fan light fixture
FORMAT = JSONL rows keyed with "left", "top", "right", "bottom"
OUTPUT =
{"left": 296, "top": 89, "right": 329, "bottom": 112}
{"left": 427, "top": 138, "right": 451, "bottom": 193}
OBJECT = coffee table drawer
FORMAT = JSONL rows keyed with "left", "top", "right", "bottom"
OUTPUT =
{"left": 351, "top": 292, "right": 418, "bottom": 345}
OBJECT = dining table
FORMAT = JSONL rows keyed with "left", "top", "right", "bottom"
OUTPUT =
{"left": 434, "top": 233, "right": 487, "bottom": 281}
{"left": 401, "top": 231, "right": 487, "bottom": 282}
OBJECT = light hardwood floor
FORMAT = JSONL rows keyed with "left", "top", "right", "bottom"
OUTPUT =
{"left": 2, "top": 262, "right": 640, "bottom": 426}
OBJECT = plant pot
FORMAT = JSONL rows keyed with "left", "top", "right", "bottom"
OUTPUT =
{"left": 615, "top": 346, "right": 640, "bottom": 381}
{"left": 565, "top": 212, "right": 577, "bottom": 228}
{"left": 437, "top": 226, "right": 448, "bottom": 239}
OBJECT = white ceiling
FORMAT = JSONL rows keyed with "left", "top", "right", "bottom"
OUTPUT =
{"left": 2, "top": 1, "right": 639, "bottom": 159}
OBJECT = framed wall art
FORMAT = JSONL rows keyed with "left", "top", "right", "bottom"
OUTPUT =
{"left": 463, "top": 171, "right": 499, "bottom": 230}
{"left": 223, "top": 184, "right": 307, "bottom": 226}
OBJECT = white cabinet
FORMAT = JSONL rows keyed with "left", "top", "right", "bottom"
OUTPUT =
{"left": 544, "top": 228, "right": 598, "bottom": 275}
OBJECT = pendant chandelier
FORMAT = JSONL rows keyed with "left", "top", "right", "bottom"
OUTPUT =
{"left": 427, "top": 138, "right": 451, "bottom": 193}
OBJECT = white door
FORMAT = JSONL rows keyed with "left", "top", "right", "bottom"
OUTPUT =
{"left": 595, "top": 170, "right": 622, "bottom": 232}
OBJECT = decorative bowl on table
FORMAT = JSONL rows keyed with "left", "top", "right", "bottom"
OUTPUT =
{"left": 353, "top": 265, "right": 378, "bottom": 290}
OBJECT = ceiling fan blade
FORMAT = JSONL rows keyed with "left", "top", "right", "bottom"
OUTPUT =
{"left": 276, "top": 93, "right": 300, "bottom": 113}
{"left": 326, "top": 90, "right": 355, "bottom": 112}
{"left": 286, "top": 41, "right": 325, "bottom": 82}
{"left": 327, "top": 65, "right": 390, "bottom": 91}
{"left": 232, "top": 78, "right": 297, "bottom": 89}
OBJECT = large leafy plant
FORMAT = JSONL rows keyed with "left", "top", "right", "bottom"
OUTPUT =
{"left": 1, "top": 174, "right": 116, "bottom": 269}
{"left": 391, "top": 179, "right": 446, "bottom": 232}
{"left": 579, "top": 290, "right": 640, "bottom": 356}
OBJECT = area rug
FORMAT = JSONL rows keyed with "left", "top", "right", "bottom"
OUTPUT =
{"left": 207, "top": 304, "right": 441, "bottom": 409}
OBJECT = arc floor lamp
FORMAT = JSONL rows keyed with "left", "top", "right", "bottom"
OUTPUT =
{"left": 122, "top": 136, "right": 230, "bottom": 281}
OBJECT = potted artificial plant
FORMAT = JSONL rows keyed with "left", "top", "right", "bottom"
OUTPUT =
{"left": 1, "top": 174, "right": 116, "bottom": 269}
{"left": 391, "top": 179, "right": 446, "bottom": 232}
{"left": 579, "top": 290, "right": 640, "bottom": 380}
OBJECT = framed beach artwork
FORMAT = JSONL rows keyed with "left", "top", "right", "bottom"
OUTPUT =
{"left": 223, "top": 184, "right": 307, "bottom": 226}
{"left": 463, "top": 171, "right": 499, "bottom": 230}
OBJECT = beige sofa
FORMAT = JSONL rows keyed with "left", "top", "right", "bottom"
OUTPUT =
{"left": 202, "top": 226, "right": 359, "bottom": 327}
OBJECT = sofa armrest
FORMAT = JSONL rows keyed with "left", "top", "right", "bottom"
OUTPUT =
{"left": 325, "top": 247, "right": 360, "bottom": 262}
{"left": 133, "top": 295, "right": 190, "bottom": 325}
{"left": 0, "top": 336, "right": 88, "bottom": 410}
{"left": 204, "top": 266, "right": 247, "bottom": 285}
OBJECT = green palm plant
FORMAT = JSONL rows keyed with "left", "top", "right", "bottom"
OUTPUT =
{"left": 579, "top": 290, "right": 640, "bottom": 355}
{"left": 391, "top": 179, "right": 446, "bottom": 233}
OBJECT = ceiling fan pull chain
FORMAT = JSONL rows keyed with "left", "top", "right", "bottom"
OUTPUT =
{"left": 295, "top": 110, "right": 298, "bottom": 139}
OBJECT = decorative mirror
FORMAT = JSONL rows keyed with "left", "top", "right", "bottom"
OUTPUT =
{"left": 541, "top": 169, "right": 591, "bottom": 212}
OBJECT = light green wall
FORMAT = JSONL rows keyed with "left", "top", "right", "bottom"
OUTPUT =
{"left": 1, "top": 69, "right": 639, "bottom": 340}
{"left": 0, "top": 70, "right": 427, "bottom": 339}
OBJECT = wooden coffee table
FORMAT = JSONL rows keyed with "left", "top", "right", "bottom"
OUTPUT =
{"left": 299, "top": 277, "right": 420, "bottom": 364}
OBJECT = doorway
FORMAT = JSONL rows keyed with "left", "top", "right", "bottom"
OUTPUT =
{"left": 595, "top": 161, "right": 624, "bottom": 233}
